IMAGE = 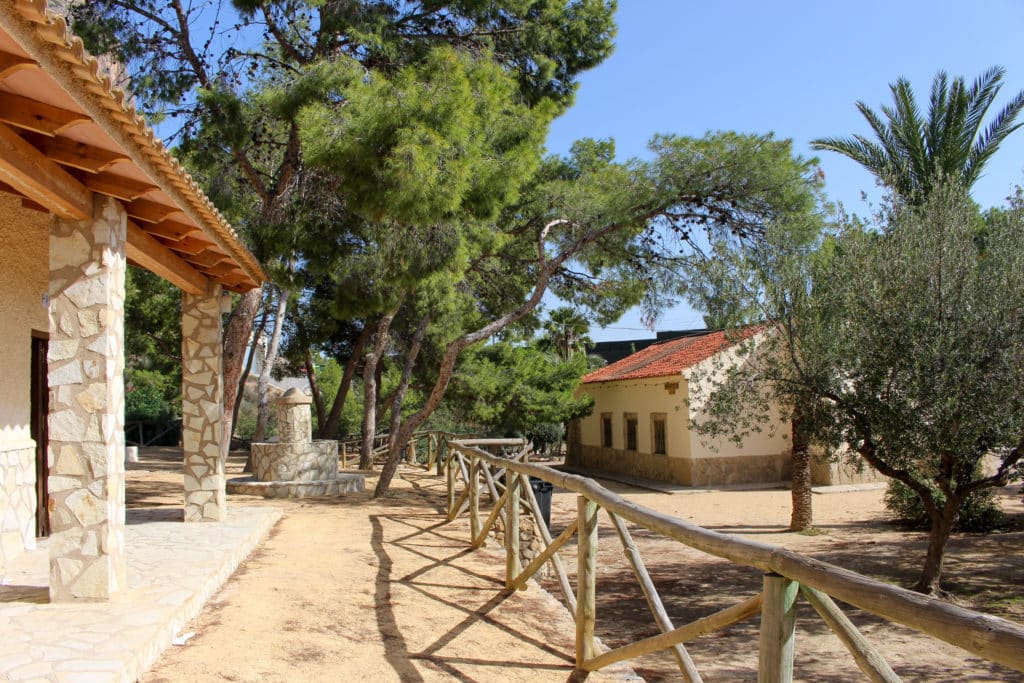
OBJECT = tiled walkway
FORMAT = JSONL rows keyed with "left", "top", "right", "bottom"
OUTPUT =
{"left": 0, "top": 506, "right": 281, "bottom": 682}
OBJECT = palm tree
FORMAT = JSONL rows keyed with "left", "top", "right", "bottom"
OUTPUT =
{"left": 539, "top": 307, "right": 592, "bottom": 361}
{"left": 812, "top": 66, "right": 1024, "bottom": 199}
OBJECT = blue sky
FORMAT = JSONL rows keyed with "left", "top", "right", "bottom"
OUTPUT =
{"left": 545, "top": 1, "right": 1024, "bottom": 341}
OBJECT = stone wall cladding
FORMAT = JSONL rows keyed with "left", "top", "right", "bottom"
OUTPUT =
{"left": 181, "top": 285, "right": 226, "bottom": 523}
{"left": 47, "top": 195, "right": 128, "bottom": 601}
{"left": 576, "top": 445, "right": 791, "bottom": 486}
{"left": 0, "top": 442, "right": 36, "bottom": 570}
{"left": 227, "top": 473, "right": 364, "bottom": 499}
{"left": 252, "top": 440, "right": 338, "bottom": 482}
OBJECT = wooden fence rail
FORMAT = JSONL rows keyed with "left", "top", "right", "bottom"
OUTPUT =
{"left": 440, "top": 438, "right": 1024, "bottom": 682}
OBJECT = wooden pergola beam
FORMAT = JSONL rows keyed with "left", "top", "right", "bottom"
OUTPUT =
{"left": 27, "top": 134, "right": 128, "bottom": 173}
{"left": 0, "top": 121, "right": 91, "bottom": 219}
{"left": 80, "top": 171, "right": 157, "bottom": 202}
{"left": 126, "top": 221, "right": 208, "bottom": 295}
{"left": 0, "top": 91, "right": 89, "bottom": 136}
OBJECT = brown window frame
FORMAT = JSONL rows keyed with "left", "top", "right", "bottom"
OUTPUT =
{"left": 601, "top": 413, "right": 613, "bottom": 448}
{"left": 624, "top": 413, "right": 638, "bottom": 452}
{"left": 651, "top": 413, "right": 667, "bottom": 455}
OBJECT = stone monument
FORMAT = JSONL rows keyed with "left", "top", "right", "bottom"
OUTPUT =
{"left": 227, "top": 388, "right": 364, "bottom": 498}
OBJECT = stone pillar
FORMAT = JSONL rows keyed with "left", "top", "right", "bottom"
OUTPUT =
{"left": 181, "top": 284, "right": 225, "bottom": 522}
{"left": 276, "top": 388, "right": 312, "bottom": 443}
{"left": 46, "top": 195, "right": 127, "bottom": 601}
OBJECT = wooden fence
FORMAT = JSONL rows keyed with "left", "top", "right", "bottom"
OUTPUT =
{"left": 441, "top": 438, "right": 1024, "bottom": 682}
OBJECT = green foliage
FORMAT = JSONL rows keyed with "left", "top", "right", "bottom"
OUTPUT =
{"left": 447, "top": 341, "right": 593, "bottom": 437}
{"left": 124, "top": 266, "right": 181, "bottom": 411}
{"left": 689, "top": 182, "right": 1024, "bottom": 591}
{"left": 294, "top": 48, "right": 554, "bottom": 224}
{"left": 125, "top": 369, "right": 177, "bottom": 421}
{"left": 884, "top": 480, "right": 1002, "bottom": 533}
{"left": 813, "top": 67, "right": 1024, "bottom": 200}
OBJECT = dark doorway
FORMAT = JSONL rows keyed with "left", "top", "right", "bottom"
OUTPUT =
{"left": 31, "top": 333, "right": 49, "bottom": 538}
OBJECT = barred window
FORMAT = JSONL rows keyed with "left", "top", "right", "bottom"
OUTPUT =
{"left": 652, "top": 414, "right": 667, "bottom": 455}
{"left": 625, "top": 414, "right": 638, "bottom": 451}
{"left": 601, "top": 413, "right": 613, "bottom": 448}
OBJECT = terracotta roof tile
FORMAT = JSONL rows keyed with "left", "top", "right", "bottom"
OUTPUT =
{"left": 582, "top": 329, "right": 753, "bottom": 384}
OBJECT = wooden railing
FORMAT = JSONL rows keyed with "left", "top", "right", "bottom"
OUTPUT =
{"left": 443, "top": 439, "right": 1024, "bottom": 682}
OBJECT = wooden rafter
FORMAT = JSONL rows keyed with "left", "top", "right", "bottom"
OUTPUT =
{"left": 181, "top": 248, "right": 230, "bottom": 269}
{"left": 125, "top": 197, "right": 180, "bottom": 224}
{"left": 126, "top": 222, "right": 207, "bottom": 295}
{"left": 0, "top": 52, "right": 37, "bottom": 79}
{"left": 165, "top": 235, "right": 217, "bottom": 256}
{"left": 0, "top": 91, "right": 88, "bottom": 136}
{"left": 24, "top": 133, "right": 128, "bottom": 173}
{"left": 0, "top": 120, "right": 91, "bottom": 219}
{"left": 79, "top": 171, "right": 157, "bottom": 202}
{"left": 147, "top": 219, "right": 201, "bottom": 242}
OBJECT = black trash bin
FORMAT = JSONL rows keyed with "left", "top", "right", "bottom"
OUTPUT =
{"left": 529, "top": 476, "right": 553, "bottom": 532}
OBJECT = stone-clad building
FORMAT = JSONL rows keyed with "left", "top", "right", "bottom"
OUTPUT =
{"left": 0, "top": 2, "right": 264, "bottom": 600}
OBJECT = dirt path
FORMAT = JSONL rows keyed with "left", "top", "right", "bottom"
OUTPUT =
{"left": 132, "top": 451, "right": 632, "bottom": 683}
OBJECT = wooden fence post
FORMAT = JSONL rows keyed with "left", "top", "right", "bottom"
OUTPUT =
{"left": 576, "top": 495, "right": 598, "bottom": 669}
{"left": 505, "top": 472, "right": 521, "bottom": 589}
{"left": 446, "top": 451, "right": 456, "bottom": 518}
{"left": 469, "top": 456, "right": 480, "bottom": 542}
{"left": 759, "top": 573, "right": 798, "bottom": 683}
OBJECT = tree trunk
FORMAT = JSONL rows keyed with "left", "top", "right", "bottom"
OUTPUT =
{"left": 359, "top": 305, "right": 400, "bottom": 469}
{"left": 221, "top": 288, "right": 261, "bottom": 458}
{"left": 253, "top": 286, "right": 288, "bottom": 442}
{"left": 914, "top": 499, "right": 960, "bottom": 594}
{"left": 235, "top": 303, "right": 266, "bottom": 438}
{"left": 373, "top": 259, "right": 560, "bottom": 497}
{"left": 318, "top": 324, "right": 372, "bottom": 438}
{"left": 304, "top": 348, "right": 326, "bottom": 429}
{"left": 375, "top": 314, "right": 430, "bottom": 496}
{"left": 789, "top": 416, "right": 813, "bottom": 532}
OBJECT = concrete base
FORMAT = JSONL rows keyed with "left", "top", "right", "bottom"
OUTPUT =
{"left": 0, "top": 505, "right": 281, "bottom": 682}
{"left": 227, "top": 473, "right": 365, "bottom": 498}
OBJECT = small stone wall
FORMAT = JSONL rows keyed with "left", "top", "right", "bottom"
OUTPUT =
{"left": 228, "top": 474, "right": 365, "bottom": 499}
{"left": 0, "top": 441, "right": 36, "bottom": 570}
{"left": 491, "top": 514, "right": 548, "bottom": 579}
{"left": 252, "top": 440, "right": 338, "bottom": 483}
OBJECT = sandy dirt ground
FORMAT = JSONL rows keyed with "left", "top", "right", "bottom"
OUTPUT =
{"left": 131, "top": 450, "right": 633, "bottom": 683}
{"left": 128, "top": 449, "right": 1024, "bottom": 682}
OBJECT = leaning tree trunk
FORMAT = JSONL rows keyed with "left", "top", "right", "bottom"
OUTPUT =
{"left": 221, "top": 288, "right": 261, "bottom": 458}
{"left": 914, "top": 498, "right": 961, "bottom": 594}
{"left": 789, "top": 415, "right": 813, "bottom": 531}
{"left": 374, "top": 314, "right": 430, "bottom": 497}
{"left": 359, "top": 305, "right": 400, "bottom": 470}
{"left": 253, "top": 286, "right": 288, "bottom": 442}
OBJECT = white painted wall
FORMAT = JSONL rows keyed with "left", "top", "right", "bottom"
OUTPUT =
{"left": 0, "top": 194, "right": 50, "bottom": 445}
{"left": 577, "top": 376, "right": 690, "bottom": 458}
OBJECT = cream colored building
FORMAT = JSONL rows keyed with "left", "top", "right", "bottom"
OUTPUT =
{"left": 0, "top": 3, "right": 264, "bottom": 601}
{"left": 569, "top": 330, "right": 876, "bottom": 487}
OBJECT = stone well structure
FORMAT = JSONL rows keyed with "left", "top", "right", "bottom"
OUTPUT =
{"left": 227, "top": 389, "right": 363, "bottom": 498}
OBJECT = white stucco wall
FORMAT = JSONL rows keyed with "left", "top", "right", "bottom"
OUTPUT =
{"left": 0, "top": 194, "right": 50, "bottom": 445}
{"left": 684, "top": 335, "right": 790, "bottom": 459}
{"left": 577, "top": 376, "right": 690, "bottom": 458}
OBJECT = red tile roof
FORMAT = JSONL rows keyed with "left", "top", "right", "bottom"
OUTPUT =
{"left": 582, "top": 329, "right": 753, "bottom": 384}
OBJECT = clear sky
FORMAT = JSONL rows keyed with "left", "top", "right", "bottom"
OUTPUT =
{"left": 545, "top": 1, "right": 1024, "bottom": 341}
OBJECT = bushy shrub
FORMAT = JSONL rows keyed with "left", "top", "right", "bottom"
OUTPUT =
{"left": 528, "top": 422, "right": 564, "bottom": 456}
{"left": 884, "top": 480, "right": 1003, "bottom": 533}
{"left": 125, "top": 370, "right": 176, "bottom": 421}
